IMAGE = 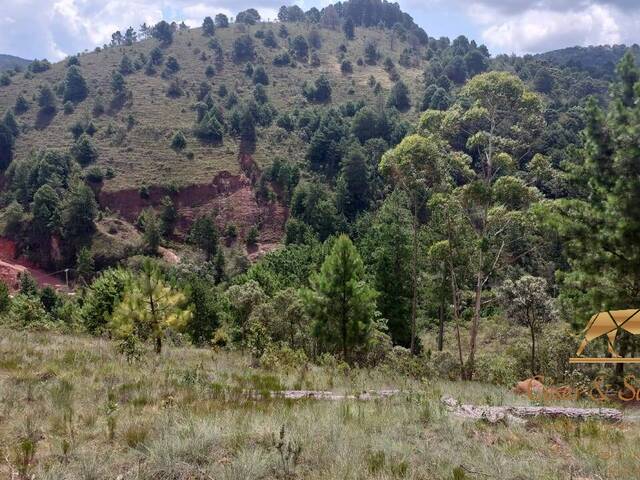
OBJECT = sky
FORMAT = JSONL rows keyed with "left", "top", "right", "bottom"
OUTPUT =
{"left": 0, "top": 0, "right": 639, "bottom": 61}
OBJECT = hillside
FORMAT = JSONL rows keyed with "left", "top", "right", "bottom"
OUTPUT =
{"left": 0, "top": 54, "right": 30, "bottom": 72}
{"left": 0, "top": 1, "right": 634, "bottom": 276}
{"left": 0, "top": 23, "right": 424, "bottom": 192}
{"left": 534, "top": 44, "right": 640, "bottom": 80}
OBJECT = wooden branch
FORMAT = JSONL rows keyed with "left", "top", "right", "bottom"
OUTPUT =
{"left": 441, "top": 396, "right": 623, "bottom": 423}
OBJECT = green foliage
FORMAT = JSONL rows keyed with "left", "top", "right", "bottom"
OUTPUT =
{"left": 0, "top": 122, "right": 14, "bottom": 170}
{"left": 19, "top": 272, "right": 39, "bottom": 297}
{"left": 170, "top": 130, "right": 187, "bottom": 150}
{"left": 290, "top": 181, "right": 342, "bottom": 241}
{"left": 71, "top": 133, "right": 98, "bottom": 166}
{"left": 0, "top": 281, "right": 10, "bottom": 314}
{"left": 499, "top": 275, "right": 556, "bottom": 375}
{"left": 140, "top": 209, "right": 161, "bottom": 254}
{"left": 336, "top": 146, "right": 370, "bottom": 219}
{"left": 75, "top": 247, "right": 95, "bottom": 286}
{"left": 343, "top": 18, "right": 355, "bottom": 40}
{"left": 215, "top": 13, "right": 229, "bottom": 28}
{"left": 303, "top": 75, "right": 332, "bottom": 103}
{"left": 80, "top": 268, "right": 131, "bottom": 334}
{"left": 553, "top": 52, "right": 640, "bottom": 326}
{"left": 184, "top": 274, "right": 221, "bottom": 345}
{"left": 292, "top": 35, "right": 309, "bottom": 59}
{"left": 304, "top": 234, "right": 378, "bottom": 361}
{"left": 188, "top": 215, "right": 218, "bottom": 260}
{"left": 252, "top": 66, "right": 269, "bottom": 85}
{"left": 232, "top": 35, "right": 255, "bottom": 62}
{"left": 151, "top": 20, "right": 173, "bottom": 46}
{"left": 14, "top": 94, "right": 29, "bottom": 114}
{"left": 60, "top": 182, "right": 97, "bottom": 252}
{"left": 202, "top": 16, "right": 215, "bottom": 36}
{"left": 386, "top": 81, "right": 411, "bottom": 111}
{"left": 110, "top": 260, "right": 191, "bottom": 353}
{"left": 236, "top": 8, "right": 260, "bottom": 25}
{"left": 159, "top": 196, "right": 178, "bottom": 236}
{"left": 37, "top": 84, "right": 57, "bottom": 114}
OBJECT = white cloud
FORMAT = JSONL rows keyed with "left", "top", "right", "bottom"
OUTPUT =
{"left": 464, "top": 1, "right": 640, "bottom": 54}
{"left": 0, "top": 0, "right": 284, "bottom": 60}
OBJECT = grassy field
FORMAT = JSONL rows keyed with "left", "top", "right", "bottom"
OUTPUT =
{"left": 0, "top": 23, "right": 423, "bottom": 192}
{"left": 0, "top": 328, "right": 638, "bottom": 479}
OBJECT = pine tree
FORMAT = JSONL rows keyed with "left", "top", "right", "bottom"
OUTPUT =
{"left": 188, "top": 215, "right": 218, "bottom": 260}
{"left": 343, "top": 18, "right": 355, "bottom": 40}
{"left": 63, "top": 66, "right": 88, "bottom": 102}
{"left": 304, "top": 234, "right": 377, "bottom": 361}
{"left": 554, "top": 52, "right": 640, "bottom": 342}
{"left": 110, "top": 259, "right": 191, "bottom": 353}
{"left": 76, "top": 247, "right": 95, "bottom": 286}
{"left": 71, "top": 133, "right": 98, "bottom": 166}
{"left": 202, "top": 16, "right": 215, "bottom": 36}
{"left": 159, "top": 196, "right": 178, "bottom": 236}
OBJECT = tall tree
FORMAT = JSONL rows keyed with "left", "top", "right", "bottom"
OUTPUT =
{"left": 380, "top": 134, "right": 447, "bottom": 354}
{"left": 422, "top": 71, "right": 545, "bottom": 378}
{"left": 552, "top": 53, "right": 640, "bottom": 365}
{"left": 304, "top": 235, "right": 377, "bottom": 361}
{"left": 343, "top": 18, "right": 355, "bottom": 40}
{"left": 202, "top": 16, "right": 215, "bottom": 36}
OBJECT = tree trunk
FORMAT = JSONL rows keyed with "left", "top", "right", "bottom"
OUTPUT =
{"left": 410, "top": 199, "right": 418, "bottom": 355}
{"left": 438, "top": 295, "right": 445, "bottom": 351}
{"left": 465, "top": 271, "right": 483, "bottom": 380}
{"left": 155, "top": 335, "right": 162, "bottom": 354}
{"left": 530, "top": 325, "right": 536, "bottom": 377}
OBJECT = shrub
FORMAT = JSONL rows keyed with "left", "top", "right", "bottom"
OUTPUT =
{"left": 252, "top": 66, "right": 269, "bottom": 85}
{"left": 273, "top": 52, "right": 291, "bottom": 67}
{"left": 246, "top": 226, "right": 259, "bottom": 245}
{"left": 71, "top": 133, "right": 98, "bottom": 166}
{"left": 340, "top": 59, "right": 353, "bottom": 74}
{"left": 232, "top": 35, "right": 255, "bottom": 62}
{"left": 171, "top": 130, "right": 187, "bottom": 150}
{"left": 166, "top": 78, "right": 183, "bottom": 97}
{"left": 84, "top": 166, "right": 104, "bottom": 183}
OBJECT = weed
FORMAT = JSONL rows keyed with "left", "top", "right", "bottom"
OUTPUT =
{"left": 272, "top": 425, "right": 301, "bottom": 478}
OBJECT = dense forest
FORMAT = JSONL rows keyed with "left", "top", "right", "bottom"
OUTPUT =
{"left": 0, "top": 0, "right": 638, "bottom": 385}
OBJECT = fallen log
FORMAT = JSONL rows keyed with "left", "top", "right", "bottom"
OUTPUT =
{"left": 253, "top": 389, "right": 401, "bottom": 401}
{"left": 441, "top": 396, "right": 623, "bottom": 423}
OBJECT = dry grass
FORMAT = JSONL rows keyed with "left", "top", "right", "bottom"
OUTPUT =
{"left": 0, "top": 328, "right": 639, "bottom": 479}
{"left": 0, "top": 23, "right": 423, "bottom": 192}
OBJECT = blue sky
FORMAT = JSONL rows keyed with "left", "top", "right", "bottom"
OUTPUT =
{"left": 1, "top": 0, "right": 638, "bottom": 61}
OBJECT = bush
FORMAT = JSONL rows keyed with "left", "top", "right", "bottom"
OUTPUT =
{"left": 340, "top": 60, "right": 353, "bottom": 74}
{"left": 171, "top": 130, "right": 187, "bottom": 150}
{"left": 85, "top": 166, "right": 104, "bottom": 183}
{"left": 4, "top": 294, "right": 51, "bottom": 329}
{"left": 166, "top": 78, "right": 183, "bottom": 97}
{"left": 80, "top": 268, "right": 131, "bottom": 334}
{"left": 71, "top": 134, "right": 98, "bottom": 166}
{"left": 273, "top": 52, "right": 291, "bottom": 67}
{"left": 232, "top": 35, "right": 255, "bottom": 62}
{"left": 302, "top": 75, "right": 331, "bottom": 103}
{"left": 252, "top": 66, "right": 269, "bottom": 85}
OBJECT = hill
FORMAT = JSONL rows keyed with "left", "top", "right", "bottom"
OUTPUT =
{"left": 534, "top": 44, "right": 640, "bottom": 80}
{"left": 0, "top": 54, "right": 30, "bottom": 72}
{"left": 0, "top": 1, "right": 634, "bottom": 274}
